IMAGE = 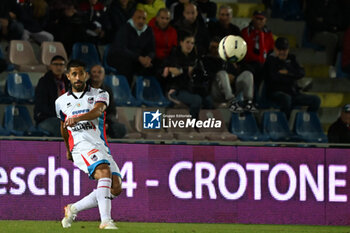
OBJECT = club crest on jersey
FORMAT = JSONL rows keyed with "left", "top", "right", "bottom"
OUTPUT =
{"left": 76, "top": 103, "right": 81, "bottom": 107}
{"left": 88, "top": 97, "right": 94, "bottom": 104}
{"left": 91, "top": 154, "right": 98, "bottom": 161}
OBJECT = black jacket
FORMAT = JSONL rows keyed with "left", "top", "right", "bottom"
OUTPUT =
{"left": 264, "top": 53, "right": 305, "bottom": 96}
{"left": 208, "top": 21, "right": 241, "bottom": 40}
{"left": 328, "top": 118, "right": 350, "bottom": 143}
{"left": 34, "top": 71, "right": 69, "bottom": 124}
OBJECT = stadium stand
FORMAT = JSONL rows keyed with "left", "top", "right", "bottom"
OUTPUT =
{"left": 104, "top": 74, "right": 142, "bottom": 106}
{"left": 165, "top": 109, "right": 206, "bottom": 141}
{"left": 41, "top": 41, "right": 68, "bottom": 66}
{"left": 9, "top": 40, "right": 47, "bottom": 72}
{"left": 4, "top": 105, "right": 49, "bottom": 136}
{"left": 135, "top": 76, "right": 171, "bottom": 107}
{"left": 262, "top": 111, "right": 300, "bottom": 142}
{"left": 102, "top": 44, "right": 118, "bottom": 74}
{"left": 71, "top": 42, "right": 101, "bottom": 71}
{"left": 230, "top": 112, "right": 269, "bottom": 141}
{"left": 198, "top": 109, "right": 238, "bottom": 141}
{"left": 6, "top": 72, "right": 34, "bottom": 104}
{"left": 293, "top": 111, "right": 328, "bottom": 143}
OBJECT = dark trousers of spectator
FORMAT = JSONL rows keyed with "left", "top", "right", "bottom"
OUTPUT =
{"left": 269, "top": 91, "right": 321, "bottom": 118}
{"left": 171, "top": 89, "right": 212, "bottom": 119}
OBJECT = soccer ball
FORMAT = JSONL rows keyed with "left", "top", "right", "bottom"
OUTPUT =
{"left": 218, "top": 35, "right": 247, "bottom": 63}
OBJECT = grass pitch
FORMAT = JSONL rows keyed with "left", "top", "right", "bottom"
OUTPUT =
{"left": 1, "top": 220, "right": 350, "bottom": 233}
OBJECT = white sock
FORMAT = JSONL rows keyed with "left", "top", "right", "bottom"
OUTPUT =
{"left": 72, "top": 189, "right": 98, "bottom": 213}
{"left": 96, "top": 178, "right": 112, "bottom": 222}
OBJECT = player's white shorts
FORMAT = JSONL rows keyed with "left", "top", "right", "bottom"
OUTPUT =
{"left": 72, "top": 145, "right": 121, "bottom": 180}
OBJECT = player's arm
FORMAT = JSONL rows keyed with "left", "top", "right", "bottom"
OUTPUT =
{"left": 64, "top": 102, "right": 107, "bottom": 128}
{"left": 60, "top": 121, "right": 73, "bottom": 161}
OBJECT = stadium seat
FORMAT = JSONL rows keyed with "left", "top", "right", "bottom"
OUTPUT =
{"left": 6, "top": 72, "right": 34, "bottom": 103}
{"left": 262, "top": 111, "right": 300, "bottom": 141}
{"left": 294, "top": 111, "right": 328, "bottom": 143}
{"left": 104, "top": 75, "right": 141, "bottom": 106}
{"left": 71, "top": 42, "right": 101, "bottom": 71}
{"left": 231, "top": 3, "right": 265, "bottom": 18}
{"left": 230, "top": 112, "right": 269, "bottom": 141}
{"left": 308, "top": 92, "right": 343, "bottom": 108}
{"left": 135, "top": 76, "right": 171, "bottom": 107}
{"left": 102, "top": 44, "right": 117, "bottom": 74}
{"left": 165, "top": 109, "right": 206, "bottom": 141}
{"left": 0, "top": 125, "right": 11, "bottom": 136}
{"left": 4, "top": 105, "right": 49, "bottom": 136}
{"left": 116, "top": 108, "right": 142, "bottom": 139}
{"left": 41, "top": 41, "right": 68, "bottom": 66}
{"left": 135, "top": 107, "right": 174, "bottom": 140}
{"left": 9, "top": 40, "right": 47, "bottom": 72}
{"left": 198, "top": 109, "right": 238, "bottom": 141}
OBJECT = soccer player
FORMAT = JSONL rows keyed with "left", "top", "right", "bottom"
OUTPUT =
{"left": 55, "top": 60, "right": 122, "bottom": 230}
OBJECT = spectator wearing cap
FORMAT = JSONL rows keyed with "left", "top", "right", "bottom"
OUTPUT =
{"left": 264, "top": 37, "right": 321, "bottom": 119}
{"left": 241, "top": 10, "right": 274, "bottom": 88}
{"left": 327, "top": 104, "right": 350, "bottom": 143}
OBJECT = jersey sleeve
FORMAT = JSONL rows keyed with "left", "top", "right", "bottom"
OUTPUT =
{"left": 55, "top": 99, "right": 66, "bottom": 122}
{"left": 95, "top": 89, "right": 109, "bottom": 107}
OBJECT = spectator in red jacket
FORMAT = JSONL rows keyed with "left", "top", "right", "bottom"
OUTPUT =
{"left": 149, "top": 8, "right": 178, "bottom": 89}
{"left": 149, "top": 8, "right": 177, "bottom": 61}
{"left": 241, "top": 10, "right": 274, "bottom": 88}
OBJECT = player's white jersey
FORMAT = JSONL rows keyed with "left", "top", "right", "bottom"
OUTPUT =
{"left": 55, "top": 86, "right": 110, "bottom": 153}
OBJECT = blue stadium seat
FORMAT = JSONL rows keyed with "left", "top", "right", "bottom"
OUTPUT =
{"left": 71, "top": 42, "right": 101, "bottom": 71}
{"left": 294, "top": 111, "right": 328, "bottom": 143}
{"left": 230, "top": 112, "right": 269, "bottom": 141}
{"left": 6, "top": 72, "right": 34, "bottom": 103}
{"left": 4, "top": 105, "right": 49, "bottom": 136}
{"left": 102, "top": 44, "right": 117, "bottom": 74}
{"left": 262, "top": 111, "right": 300, "bottom": 141}
{"left": 104, "top": 75, "right": 141, "bottom": 106}
{"left": 135, "top": 76, "right": 171, "bottom": 107}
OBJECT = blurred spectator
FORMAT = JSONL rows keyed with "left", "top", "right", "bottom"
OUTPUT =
{"left": 203, "top": 37, "right": 257, "bottom": 113}
{"left": 88, "top": 64, "right": 127, "bottom": 138}
{"left": 162, "top": 31, "right": 212, "bottom": 119}
{"left": 136, "top": 0, "right": 165, "bottom": 23}
{"left": 328, "top": 104, "right": 350, "bottom": 143}
{"left": 169, "top": 0, "right": 189, "bottom": 23}
{"left": 107, "top": 9, "right": 155, "bottom": 85}
{"left": 108, "top": 0, "right": 136, "bottom": 41}
{"left": 241, "top": 10, "right": 274, "bottom": 88}
{"left": 50, "top": 3, "right": 86, "bottom": 55}
{"left": 0, "top": 0, "right": 24, "bottom": 40}
{"left": 79, "top": 0, "right": 111, "bottom": 44}
{"left": 173, "top": 2, "right": 209, "bottom": 55}
{"left": 34, "top": 55, "right": 68, "bottom": 137}
{"left": 341, "top": 25, "right": 350, "bottom": 74}
{"left": 149, "top": 8, "right": 177, "bottom": 82}
{"left": 15, "top": 0, "right": 54, "bottom": 43}
{"left": 305, "top": 0, "right": 345, "bottom": 66}
{"left": 264, "top": 37, "right": 320, "bottom": 119}
{"left": 149, "top": 8, "right": 177, "bottom": 61}
{"left": 0, "top": 58, "right": 7, "bottom": 74}
{"left": 208, "top": 4, "right": 241, "bottom": 40}
{"left": 195, "top": 0, "right": 217, "bottom": 23}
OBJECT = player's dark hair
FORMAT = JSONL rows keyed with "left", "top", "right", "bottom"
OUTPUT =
{"left": 67, "top": 59, "right": 86, "bottom": 71}
{"left": 51, "top": 55, "right": 66, "bottom": 64}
